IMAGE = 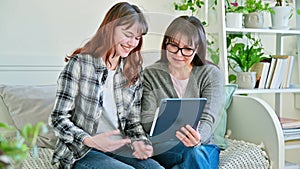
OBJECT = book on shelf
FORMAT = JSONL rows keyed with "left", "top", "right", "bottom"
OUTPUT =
{"left": 285, "top": 161, "right": 300, "bottom": 169}
{"left": 284, "top": 134, "right": 300, "bottom": 141}
{"left": 279, "top": 117, "right": 300, "bottom": 141}
{"left": 282, "top": 55, "right": 295, "bottom": 88}
{"left": 250, "top": 62, "right": 270, "bottom": 89}
{"left": 285, "top": 139, "right": 300, "bottom": 147}
{"left": 283, "top": 127, "right": 300, "bottom": 133}
{"left": 265, "top": 58, "right": 277, "bottom": 89}
{"left": 269, "top": 56, "right": 288, "bottom": 89}
{"left": 282, "top": 127, "right": 300, "bottom": 141}
{"left": 279, "top": 117, "right": 300, "bottom": 129}
{"left": 265, "top": 55, "right": 294, "bottom": 89}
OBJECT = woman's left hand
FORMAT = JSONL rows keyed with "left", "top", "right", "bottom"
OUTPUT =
{"left": 132, "top": 140, "right": 153, "bottom": 160}
{"left": 176, "top": 124, "right": 201, "bottom": 147}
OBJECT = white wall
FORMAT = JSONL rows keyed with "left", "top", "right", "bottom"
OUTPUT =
{"left": 0, "top": 0, "right": 179, "bottom": 84}
{"left": 0, "top": 0, "right": 178, "bottom": 66}
{"left": 0, "top": 0, "right": 222, "bottom": 84}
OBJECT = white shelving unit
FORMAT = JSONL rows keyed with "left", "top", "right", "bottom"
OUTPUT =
{"left": 235, "top": 89, "right": 300, "bottom": 117}
{"left": 218, "top": 0, "right": 300, "bottom": 166}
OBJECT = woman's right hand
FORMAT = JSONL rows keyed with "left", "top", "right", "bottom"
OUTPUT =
{"left": 83, "top": 129, "right": 131, "bottom": 152}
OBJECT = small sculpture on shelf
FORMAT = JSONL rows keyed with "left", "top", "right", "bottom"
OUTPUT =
{"left": 243, "top": 0, "right": 273, "bottom": 28}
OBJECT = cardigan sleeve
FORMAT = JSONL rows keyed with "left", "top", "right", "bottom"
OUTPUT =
{"left": 196, "top": 66, "right": 224, "bottom": 144}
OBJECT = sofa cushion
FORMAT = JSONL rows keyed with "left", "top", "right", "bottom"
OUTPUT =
{"left": 0, "top": 85, "right": 57, "bottom": 149}
{"left": 23, "top": 148, "right": 58, "bottom": 169}
{"left": 219, "top": 139, "right": 270, "bottom": 169}
{"left": 0, "top": 93, "right": 14, "bottom": 126}
{"left": 213, "top": 84, "right": 237, "bottom": 149}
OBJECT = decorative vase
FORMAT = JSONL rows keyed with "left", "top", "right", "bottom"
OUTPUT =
{"left": 270, "top": 6, "right": 292, "bottom": 29}
{"left": 226, "top": 12, "right": 243, "bottom": 28}
{"left": 237, "top": 72, "right": 257, "bottom": 89}
{"left": 244, "top": 12, "right": 264, "bottom": 28}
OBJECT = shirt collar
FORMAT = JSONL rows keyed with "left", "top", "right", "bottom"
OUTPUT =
{"left": 94, "top": 56, "right": 124, "bottom": 74}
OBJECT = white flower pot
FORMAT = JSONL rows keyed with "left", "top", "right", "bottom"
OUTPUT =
{"left": 244, "top": 12, "right": 264, "bottom": 28}
{"left": 226, "top": 12, "right": 243, "bottom": 28}
{"left": 237, "top": 72, "right": 257, "bottom": 89}
{"left": 270, "top": 6, "right": 292, "bottom": 29}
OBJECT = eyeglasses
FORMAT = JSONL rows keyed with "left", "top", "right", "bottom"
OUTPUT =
{"left": 166, "top": 43, "right": 195, "bottom": 57}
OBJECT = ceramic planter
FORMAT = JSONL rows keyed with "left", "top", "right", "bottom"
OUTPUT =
{"left": 244, "top": 12, "right": 264, "bottom": 28}
{"left": 237, "top": 72, "right": 257, "bottom": 89}
{"left": 226, "top": 12, "right": 243, "bottom": 28}
{"left": 270, "top": 6, "right": 292, "bottom": 29}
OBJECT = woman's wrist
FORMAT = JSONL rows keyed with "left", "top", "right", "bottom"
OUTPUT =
{"left": 83, "top": 136, "right": 95, "bottom": 148}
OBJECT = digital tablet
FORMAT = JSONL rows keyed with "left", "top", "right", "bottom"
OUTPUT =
{"left": 149, "top": 98, "right": 207, "bottom": 143}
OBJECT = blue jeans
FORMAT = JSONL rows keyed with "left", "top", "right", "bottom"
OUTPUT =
{"left": 152, "top": 142, "right": 220, "bottom": 169}
{"left": 73, "top": 148, "right": 164, "bottom": 169}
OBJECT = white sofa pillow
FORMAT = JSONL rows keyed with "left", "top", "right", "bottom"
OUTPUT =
{"left": 0, "top": 85, "right": 58, "bottom": 149}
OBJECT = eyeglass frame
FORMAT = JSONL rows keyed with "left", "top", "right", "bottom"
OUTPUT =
{"left": 165, "top": 43, "right": 196, "bottom": 57}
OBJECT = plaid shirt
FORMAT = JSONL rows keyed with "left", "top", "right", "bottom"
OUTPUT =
{"left": 49, "top": 54, "right": 148, "bottom": 169}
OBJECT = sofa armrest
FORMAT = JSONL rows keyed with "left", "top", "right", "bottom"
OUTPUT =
{"left": 226, "top": 95, "right": 285, "bottom": 169}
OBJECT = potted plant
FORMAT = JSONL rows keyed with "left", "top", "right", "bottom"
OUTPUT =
{"left": 270, "top": 0, "right": 293, "bottom": 29}
{"left": 173, "top": 0, "right": 218, "bottom": 25}
{"left": 227, "top": 33, "right": 269, "bottom": 88}
{"left": 0, "top": 122, "right": 47, "bottom": 168}
{"left": 243, "top": 0, "right": 273, "bottom": 28}
{"left": 225, "top": 0, "right": 248, "bottom": 28}
{"left": 173, "top": 0, "right": 205, "bottom": 16}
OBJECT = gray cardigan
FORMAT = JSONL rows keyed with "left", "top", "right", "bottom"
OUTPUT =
{"left": 141, "top": 61, "right": 224, "bottom": 144}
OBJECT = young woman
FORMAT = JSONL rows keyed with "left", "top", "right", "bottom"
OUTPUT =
{"left": 49, "top": 2, "right": 163, "bottom": 169}
{"left": 141, "top": 16, "right": 224, "bottom": 169}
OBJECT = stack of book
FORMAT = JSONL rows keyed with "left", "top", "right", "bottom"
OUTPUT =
{"left": 285, "top": 161, "right": 300, "bottom": 169}
{"left": 251, "top": 55, "right": 295, "bottom": 89}
{"left": 279, "top": 117, "right": 300, "bottom": 141}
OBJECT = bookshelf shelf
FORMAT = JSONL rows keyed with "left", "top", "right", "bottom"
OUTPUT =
{"left": 219, "top": 1, "right": 300, "bottom": 167}
{"left": 226, "top": 27, "right": 300, "bottom": 35}
{"left": 235, "top": 88, "right": 300, "bottom": 94}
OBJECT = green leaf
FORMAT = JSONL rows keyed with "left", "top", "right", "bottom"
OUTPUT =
{"left": 0, "top": 122, "right": 14, "bottom": 130}
{"left": 179, "top": 4, "right": 188, "bottom": 11}
{"left": 227, "top": 33, "right": 267, "bottom": 73}
{"left": 0, "top": 121, "right": 47, "bottom": 166}
{"left": 228, "top": 74, "right": 237, "bottom": 83}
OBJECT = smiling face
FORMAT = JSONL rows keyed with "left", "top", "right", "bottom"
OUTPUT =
{"left": 166, "top": 34, "right": 197, "bottom": 70}
{"left": 113, "top": 23, "right": 142, "bottom": 58}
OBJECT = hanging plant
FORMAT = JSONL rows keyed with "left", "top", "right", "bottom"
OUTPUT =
{"left": 174, "top": 0, "right": 204, "bottom": 16}
{"left": 173, "top": 0, "right": 218, "bottom": 16}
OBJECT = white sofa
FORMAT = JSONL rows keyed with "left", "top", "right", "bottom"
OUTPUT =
{"left": 0, "top": 84, "right": 284, "bottom": 169}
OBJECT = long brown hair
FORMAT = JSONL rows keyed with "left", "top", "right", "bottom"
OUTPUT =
{"left": 160, "top": 16, "right": 206, "bottom": 66}
{"left": 66, "top": 2, "right": 148, "bottom": 85}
